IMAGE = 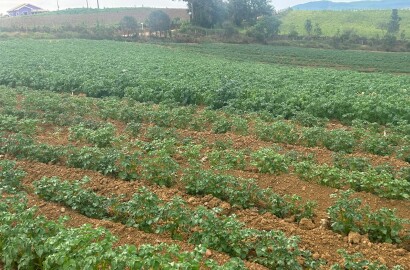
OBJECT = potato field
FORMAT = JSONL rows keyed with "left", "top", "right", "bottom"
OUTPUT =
{"left": 0, "top": 39, "right": 409, "bottom": 269}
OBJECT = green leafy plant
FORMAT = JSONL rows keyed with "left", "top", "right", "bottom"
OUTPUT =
{"left": 183, "top": 168, "right": 316, "bottom": 220}
{"left": 145, "top": 126, "right": 179, "bottom": 141}
{"left": 125, "top": 121, "right": 141, "bottom": 137}
{"left": 212, "top": 117, "right": 232, "bottom": 134}
{"left": 141, "top": 149, "right": 179, "bottom": 187}
{"left": 365, "top": 208, "right": 408, "bottom": 244}
{"left": 69, "top": 122, "right": 116, "bottom": 148}
{"left": 328, "top": 190, "right": 364, "bottom": 235}
{"left": 361, "top": 135, "right": 393, "bottom": 156}
{"left": 330, "top": 249, "right": 403, "bottom": 270}
{"left": 328, "top": 190, "right": 408, "bottom": 243}
{"left": 255, "top": 120, "right": 299, "bottom": 144}
{"left": 323, "top": 129, "right": 356, "bottom": 153}
{"left": 34, "top": 175, "right": 320, "bottom": 269}
{"left": 333, "top": 154, "right": 370, "bottom": 172}
{"left": 34, "top": 176, "right": 113, "bottom": 219}
{"left": 251, "top": 148, "right": 289, "bottom": 174}
{"left": 67, "top": 146, "right": 120, "bottom": 176}
{"left": 0, "top": 160, "right": 26, "bottom": 193}
{"left": 0, "top": 194, "right": 243, "bottom": 270}
{"left": 208, "top": 149, "right": 247, "bottom": 170}
{"left": 300, "top": 127, "right": 326, "bottom": 147}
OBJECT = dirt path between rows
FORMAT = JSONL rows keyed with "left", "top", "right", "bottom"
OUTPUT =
{"left": 17, "top": 160, "right": 410, "bottom": 268}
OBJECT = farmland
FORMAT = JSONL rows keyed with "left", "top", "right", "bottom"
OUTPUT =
{"left": 0, "top": 8, "right": 189, "bottom": 29}
{"left": 280, "top": 9, "right": 410, "bottom": 38}
{"left": 0, "top": 39, "right": 410, "bottom": 269}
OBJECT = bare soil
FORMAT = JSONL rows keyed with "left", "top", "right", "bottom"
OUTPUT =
{"left": 15, "top": 156, "right": 410, "bottom": 268}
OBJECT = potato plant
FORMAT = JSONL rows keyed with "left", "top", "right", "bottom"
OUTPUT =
{"left": 330, "top": 250, "right": 403, "bottom": 270}
{"left": 328, "top": 190, "right": 409, "bottom": 243}
{"left": 251, "top": 148, "right": 289, "bottom": 174}
{"left": 183, "top": 168, "right": 316, "bottom": 220}
{"left": 0, "top": 160, "right": 26, "bottom": 193}
{"left": 69, "top": 122, "right": 116, "bottom": 148}
{"left": 33, "top": 176, "right": 321, "bottom": 269}
{"left": 0, "top": 194, "right": 244, "bottom": 270}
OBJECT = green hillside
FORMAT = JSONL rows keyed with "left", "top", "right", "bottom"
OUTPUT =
{"left": 280, "top": 10, "right": 410, "bottom": 38}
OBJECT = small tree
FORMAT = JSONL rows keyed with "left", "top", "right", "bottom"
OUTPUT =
{"left": 148, "top": 10, "right": 171, "bottom": 37}
{"left": 175, "top": 0, "right": 227, "bottom": 28}
{"left": 304, "top": 19, "right": 312, "bottom": 36}
{"left": 314, "top": 23, "right": 322, "bottom": 37}
{"left": 247, "top": 16, "right": 281, "bottom": 42}
{"left": 387, "top": 9, "right": 401, "bottom": 34}
{"left": 400, "top": 30, "right": 406, "bottom": 41}
{"left": 228, "top": 0, "right": 273, "bottom": 26}
{"left": 120, "top": 16, "right": 139, "bottom": 36}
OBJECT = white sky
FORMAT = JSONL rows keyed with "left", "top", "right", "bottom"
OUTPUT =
{"left": 0, "top": 0, "right": 364, "bottom": 15}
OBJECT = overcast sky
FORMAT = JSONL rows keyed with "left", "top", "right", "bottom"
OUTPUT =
{"left": 0, "top": 0, "right": 363, "bottom": 15}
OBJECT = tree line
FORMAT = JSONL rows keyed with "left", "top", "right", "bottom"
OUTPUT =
{"left": 175, "top": 0, "right": 277, "bottom": 28}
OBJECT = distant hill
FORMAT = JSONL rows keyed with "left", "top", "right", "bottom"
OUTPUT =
{"left": 292, "top": 0, "right": 410, "bottom": 10}
{"left": 0, "top": 7, "right": 189, "bottom": 28}
{"left": 280, "top": 9, "right": 410, "bottom": 38}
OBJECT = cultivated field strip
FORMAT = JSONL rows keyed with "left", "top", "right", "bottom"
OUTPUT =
{"left": 1, "top": 38, "right": 410, "bottom": 269}
{"left": 2, "top": 87, "right": 409, "bottom": 199}
{"left": 0, "top": 39, "right": 409, "bottom": 126}
{"left": 1, "top": 86, "right": 410, "bottom": 268}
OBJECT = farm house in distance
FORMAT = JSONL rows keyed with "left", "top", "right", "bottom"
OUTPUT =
{"left": 7, "top": 3, "right": 47, "bottom": 17}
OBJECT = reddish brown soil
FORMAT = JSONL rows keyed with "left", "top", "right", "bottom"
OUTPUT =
{"left": 25, "top": 193, "right": 265, "bottom": 269}
{"left": 178, "top": 129, "right": 409, "bottom": 169}
{"left": 16, "top": 160, "right": 410, "bottom": 268}
{"left": 4, "top": 97, "right": 410, "bottom": 268}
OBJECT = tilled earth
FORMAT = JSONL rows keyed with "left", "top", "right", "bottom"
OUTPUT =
{"left": 2, "top": 119, "right": 410, "bottom": 269}
{"left": 13, "top": 146, "right": 410, "bottom": 269}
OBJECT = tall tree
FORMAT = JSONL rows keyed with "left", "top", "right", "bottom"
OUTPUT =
{"left": 304, "top": 19, "right": 312, "bottom": 35}
{"left": 174, "top": 0, "right": 226, "bottom": 28}
{"left": 228, "top": 0, "right": 273, "bottom": 26}
{"left": 388, "top": 9, "right": 401, "bottom": 34}
{"left": 314, "top": 23, "right": 322, "bottom": 37}
{"left": 120, "top": 16, "right": 139, "bottom": 36}
{"left": 147, "top": 10, "right": 171, "bottom": 36}
{"left": 247, "top": 15, "right": 281, "bottom": 42}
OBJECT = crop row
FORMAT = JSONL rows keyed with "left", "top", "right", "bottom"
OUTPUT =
{"left": 0, "top": 133, "right": 315, "bottom": 219}
{"left": 2, "top": 115, "right": 410, "bottom": 201}
{"left": 2, "top": 154, "right": 408, "bottom": 247}
{"left": 0, "top": 39, "right": 409, "bottom": 127}
{"left": 0, "top": 160, "right": 402, "bottom": 269}
{"left": 33, "top": 176, "right": 322, "bottom": 269}
{"left": 0, "top": 198, "right": 243, "bottom": 270}
{"left": 1, "top": 88, "right": 410, "bottom": 167}
{"left": 0, "top": 160, "right": 248, "bottom": 270}
{"left": 201, "top": 145, "right": 410, "bottom": 200}
{"left": 34, "top": 176, "right": 408, "bottom": 267}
